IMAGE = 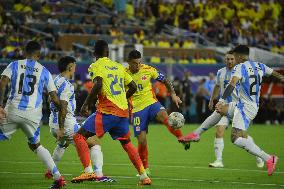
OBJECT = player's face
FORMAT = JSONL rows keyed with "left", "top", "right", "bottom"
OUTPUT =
{"left": 225, "top": 54, "right": 235, "bottom": 69}
{"left": 69, "top": 63, "right": 76, "bottom": 79}
{"left": 128, "top": 58, "right": 141, "bottom": 73}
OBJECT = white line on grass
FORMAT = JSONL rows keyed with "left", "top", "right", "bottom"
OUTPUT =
{"left": 0, "top": 171, "right": 283, "bottom": 188}
{"left": 0, "top": 160, "right": 283, "bottom": 174}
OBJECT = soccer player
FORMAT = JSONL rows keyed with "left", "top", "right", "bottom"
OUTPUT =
{"left": 45, "top": 56, "right": 113, "bottom": 182}
{"left": 0, "top": 41, "right": 65, "bottom": 189}
{"left": 72, "top": 40, "right": 151, "bottom": 185}
{"left": 126, "top": 50, "right": 186, "bottom": 175}
{"left": 181, "top": 45, "right": 284, "bottom": 176}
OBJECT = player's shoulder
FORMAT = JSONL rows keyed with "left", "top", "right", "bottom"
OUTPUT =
{"left": 141, "top": 64, "right": 157, "bottom": 72}
{"left": 217, "top": 67, "right": 226, "bottom": 74}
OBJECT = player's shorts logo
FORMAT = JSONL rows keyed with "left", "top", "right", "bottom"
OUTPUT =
{"left": 135, "top": 126, "right": 140, "bottom": 132}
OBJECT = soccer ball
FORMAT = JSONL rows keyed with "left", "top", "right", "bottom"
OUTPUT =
{"left": 168, "top": 112, "right": 185, "bottom": 129}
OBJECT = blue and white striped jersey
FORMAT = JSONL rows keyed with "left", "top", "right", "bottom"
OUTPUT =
{"left": 1, "top": 59, "right": 56, "bottom": 124}
{"left": 232, "top": 60, "right": 273, "bottom": 112}
{"left": 49, "top": 75, "right": 76, "bottom": 128}
{"left": 216, "top": 67, "right": 238, "bottom": 103}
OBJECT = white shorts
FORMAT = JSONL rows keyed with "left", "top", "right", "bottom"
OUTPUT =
{"left": 0, "top": 113, "right": 40, "bottom": 144}
{"left": 49, "top": 115, "right": 80, "bottom": 146}
{"left": 232, "top": 102, "right": 257, "bottom": 131}
{"left": 216, "top": 102, "right": 236, "bottom": 127}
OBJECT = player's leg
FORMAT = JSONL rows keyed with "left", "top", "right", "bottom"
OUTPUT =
{"left": 109, "top": 115, "right": 151, "bottom": 185}
{"left": 86, "top": 136, "right": 114, "bottom": 182}
{"left": 209, "top": 121, "right": 227, "bottom": 168}
{"left": 132, "top": 108, "right": 150, "bottom": 174}
{"left": 179, "top": 102, "right": 235, "bottom": 143}
{"left": 72, "top": 113, "right": 101, "bottom": 183}
{"left": 19, "top": 117, "right": 65, "bottom": 188}
{"left": 231, "top": 107, "right": 278, "bottom": 176}
{"left": 0, "top": 115, "right": 18, "bottom": 141}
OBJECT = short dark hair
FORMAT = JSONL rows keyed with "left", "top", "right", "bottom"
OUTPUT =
{"left": 94, "top": 40, "right": 108, "bottom": 57}
{"left": 128, "top": 50, "right": 141, "bottom": 60}
{"left": 226, "top": 50, "right": 234, "bottom": 55}
{"left": 232, "top": 45, "right": 249, "bottom": 55}
{"left": 58, "top": 56, "right": 76, "bottom": 73}
{"left": 25, "top": 41, "right": 41, "bottom": 55}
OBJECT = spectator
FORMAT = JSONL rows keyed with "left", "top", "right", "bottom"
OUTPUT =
{"left": 195, "top": 78, "right": 209, "bottom": 123}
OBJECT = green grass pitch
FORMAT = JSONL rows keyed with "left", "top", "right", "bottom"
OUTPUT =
{"left": 0, "top": 124, "right": 283, "bottom": 189}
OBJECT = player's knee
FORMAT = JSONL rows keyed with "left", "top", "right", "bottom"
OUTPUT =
{"left": 216, "top": 126, "right": 225, "bottom": 138}
{"left": 28, "top": 142, "right": 40, "bottom": 152}
{"left": 156, "top": 110, "right": 168, "bottom": 123}
{"left": 86, "top": 137, "right": 100, "bottom": 148}
{"left": 119, "top": 138, "right": 131, "bottom": 145}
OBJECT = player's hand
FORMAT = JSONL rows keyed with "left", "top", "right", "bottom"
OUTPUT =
{"left": 56, "top": 128, "right": 65, "bottom": 141}
{"left": 208, "top": 100, "right": 214, "bottom": 111}
{"left": 171, "top": 94, "right": 182, "bottom": 108}
{"left": 80, "top": 104, "right": 89, "bottom": 117}
{"left": 0, "top": 107, "right": 7, "bottom": 119}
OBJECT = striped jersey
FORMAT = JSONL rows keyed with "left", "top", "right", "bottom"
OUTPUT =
{"left": 49, "top": 75, "right": 76, "bottom": 127}
{"left": 216, "top": 67, "right": 238, "bottom": 103}
{"left": 232, "top": 60, "right": 273, "bottom": 113}
{"left": 1, "top": 59, "right": 56, "bottom": 124}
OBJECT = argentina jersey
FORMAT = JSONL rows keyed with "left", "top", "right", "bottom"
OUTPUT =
{"left": 232, "top": 60, "right": 273, "bottom": 114}
{"left": 49, "top": 75, "right": 76, "bottom": 129}
{"left": 216, "top": 67, "right": 238, "bottom": 103}
{"left": 1, "top": 59, "right": 56, "bottom": 124}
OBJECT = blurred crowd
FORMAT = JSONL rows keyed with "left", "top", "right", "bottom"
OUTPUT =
{"left": 102, "top": 0, "right": 284, "bottom": 53}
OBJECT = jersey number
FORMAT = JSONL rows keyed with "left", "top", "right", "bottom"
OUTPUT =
{"left": 108, "top": 74, "right": 124, "bottom": 95}
{"left": 249, "top": 75, "right": 261, "bottom": 96}
{"left": 18, "top": 73, "right": 37, "bottom": 96}
{"left": 133, "top": 117, "right": 140, "bottom": 126}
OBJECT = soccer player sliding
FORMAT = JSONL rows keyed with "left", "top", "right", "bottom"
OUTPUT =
{"left": 179, "top": 45, "right": 284, "bottom": 176}
{"left": 72, "top": 40, "right": 151, "bottom": 185}
{"left": 126, "top": 50, "right": 188, "bottom": 176}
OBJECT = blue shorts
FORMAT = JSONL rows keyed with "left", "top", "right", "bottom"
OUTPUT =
{"left": 82, "top": 112, "right": 130, "bottom": 140}
{"left": 131, "top": 102, "right": 164, "bottom": 137}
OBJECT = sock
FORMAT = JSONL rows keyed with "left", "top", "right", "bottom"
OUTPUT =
{"left": 73, "top": 133, "right": 91, "bottom": 171}
{"left": 214, "top": 138, "right": 224, "bottom": 161}
{"left": 233, "top": 136, "right": 271, "bottom": 161}
{"left": 35, "top": 145, "right": 61, "bottom": 180}
{"left": 163, "top": 117, "right": 183, "bottom": 138}
{"left": 195, "top": 111, "right": 222, "bottom": 135}
{"left": 52, "top": 144, "right": 65, "bottom": 165}
{"left": 90, "top": 145, "right": 104, "bottom": 177}
{"left": 138, "top": 143, "right": 148, "bottom": 169}
{"left": 121, "top": 141, "right": 145, "bottom": 175}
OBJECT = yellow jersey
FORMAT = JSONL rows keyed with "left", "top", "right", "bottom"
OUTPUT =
{"left": 126, "top": 64, "right": 165, "bottom": 113}
{"left": 88, "top": 57, "right": 133, "bottom": 117}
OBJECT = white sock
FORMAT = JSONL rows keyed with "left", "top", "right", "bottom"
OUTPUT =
{"left": 90, "top": 145, "right": 104, "bottom": 177}
{"left": 35, "top": 145, "right": 61, "bottom": 180}
{"left": 84, "top": 165, "right": 93, "bottom": 173}
{"left": 195, "top": 111, "right": 222, "bottom": 135}
{"left": 52, "top": 145, "right": 66, "bottom": 165}
{"left": 233, "top": 136, "right": 271, "bottom": 161}
{"left": 214, "top": 138, "right": 224, "bottom": 161}
{"left": 139, "top": 171, "right": 148, "bottom": 180}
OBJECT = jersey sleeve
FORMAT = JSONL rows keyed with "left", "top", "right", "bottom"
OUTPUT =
{"left": 1, "top": 62, "right": 14, "bottom": 79}
{"left": 215, "top": 70, "right": 221, "bottom": 86}
{"left": 88, "top": 63, "right": 103, "bottom": 81}
{"left": 260, "top": 63, "right": 273, "bottom": 76}
{"left": 150, "top": 67, "right": 165, "bottom": 81}
{"left": 46, "top": 70, "right": 57, "bottom": 92}
{"left": 59, "top": 82, "right": 72, "bottom": 102}
{"left": 124, "top": 71, "right": 133, "bottom": 85}
{"left": 232, "top": 64, "right": 242, "bottom": 79}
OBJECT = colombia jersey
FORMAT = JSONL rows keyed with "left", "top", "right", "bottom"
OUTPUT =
{"left": 126, "top": 64, "right": 165, "bottom": 113}
{"left": 88, "top": 57, "right": 133, "bottom": 117}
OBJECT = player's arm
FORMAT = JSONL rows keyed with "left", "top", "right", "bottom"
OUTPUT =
{"left": 162, "top": 77, "right": 182, "bottom": 108}
{"left": 126, "top": 80, "right": 137, "bottom": 99}
{"left": 209, "top": 84, "right": 220, "bottom": 111}
{"left": 271, "top": 70, "right": 284, "bottom": 83}
{"left": 0, "top": 76, "right": 9, "bottom": 118}
{"left": 80, "top": 76, "right": 102, "bottom": 116}
{"left": 220, "top": 76, "right": 239, "bottom": 102}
